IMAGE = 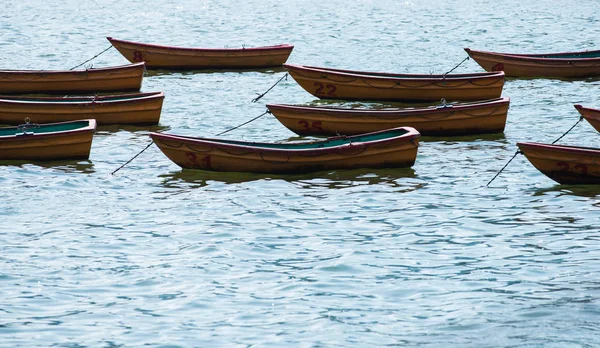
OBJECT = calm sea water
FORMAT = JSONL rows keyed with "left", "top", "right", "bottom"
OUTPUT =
{"left": 2, "top": 0, "right": 600, "bottom": 347}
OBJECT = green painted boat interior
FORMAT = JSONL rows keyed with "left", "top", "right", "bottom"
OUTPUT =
{"left": 0, "top": 120, "right": 89, "bottom": 136}
{"left": 211, "top": 128, "right": 411, "bottom": 149}
{"left": 538, "top": 51, "right": 600, "bottom": 59}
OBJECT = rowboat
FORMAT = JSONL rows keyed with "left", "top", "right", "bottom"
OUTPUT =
{"left": 0, "top": 119, "right": 96, "bottom": 160}
{"left": 464, "top": 48, "right": 600, "bottom": 78}
{"left": 283, "top": 64, "right": 505, "bottom": 102}
{"left": 517, "top": 142, "right": 600, "bottom": 184}
{"left": 574, "top": 104, "right": 600, "bottom": 133}
{"left": 0, "top": 62, "right": 145, "bottom": 94}
{"left": 150, "top": 127, "right": 420, "bottom": 173}
{"left": 0, "top": 92, "right": 164, "bottom": 125}
{"left": 107, "top": 37, "right": 294, "bottom": 69}
{"left": 267, "top": 97, "right": 510, "bottom": 136}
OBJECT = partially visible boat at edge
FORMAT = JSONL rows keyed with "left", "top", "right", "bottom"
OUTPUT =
{"left": 0, "top": 92, "right": 164, "bottom": 125}
{"left": 517, "top": 141, "right": 600, "bottom": 184}
{"left": 574, "top": 104, "right": 600, "bottom": 133}
{"left": 150, "top": 127, "right": 420, "bottom": 173}
{"left": 465, "top": 48, "right": 600, "bottom": 78}
{"left": 267, "top": 97, "right": 510, "bottom": 136}
{"left": 283, "top": 63, "right": 505, "bottom": 102}
{"left": 107, "top": 37, "right": 294, "bottom": 69}
{"left": 0, "top": 119, "right": 96, "bottom": 160}
{"left": 0, "top": 62, "right": 145, "bottom": 94}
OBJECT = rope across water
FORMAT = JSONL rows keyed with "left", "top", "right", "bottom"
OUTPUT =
{"left": 111, "top": 110, "right": 273, "bottom": 175}
{"left": 252, "top": 73, "right": 288, "bottom": 103}
{"left": 70, "top": 45, "right": 114, "bottom": 70}
{"left": 486, "top": 115, "right": 585, "bottom": 187}
{"left": 443, "top": 56, "right": 470, "bottom": 76}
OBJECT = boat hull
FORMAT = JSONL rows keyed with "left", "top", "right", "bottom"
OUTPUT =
{"left": 0, "top": 119, "right": 96, "bottom": 160}
{"left": 150, "top": 127, "right": 420, "bottom": 173}
{"left": 0, "top": 63, "right": 145, "bottom": 94}
{"left": 267, "top": 98, "right": 510, "bottom": 136}
{"left": 284, "top": 64, "right": 505, "bottom": 102}
{"left": 0, "top": 92, "right": 164, "bottom": 125}
{"left": 465, "top": 48, "right": 600, "bottom": 78}
{"left": 574, "top": 104, "right": 600, "bottom": 133}
{"left": 107, "top": 37, "right": 294, "bottom": 69}
{"left": 517, "top": 142, "right": 600, "bottom": 184}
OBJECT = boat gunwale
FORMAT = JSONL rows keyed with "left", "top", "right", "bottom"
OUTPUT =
{"left": 0, "top": 91, "right": 164, "bottom": 106}
{"left": 107, "top": 37, "right": 294, "bottom": 54}
{"left": 284, "top": 63, "right": 506, "bottom": 80}
{"left": 266, "top": 97, "right": 510, "bottom": 116}
{"left": 0, "top": 119, "right": 97, "bottom": 140}
{"left": 465, "top": 48, "right": 600, "bottom": 62}
{"left": 517, "top": 141, "right": 600, "bottom": 156}
{"left": 574, "top": 104, "right": 600, "bottom": 119}
{"left": 0, "top": 62, "right": 146, "bottom": 75}
{"left": 151, "top": 127, "right": 420, "bottom": 154}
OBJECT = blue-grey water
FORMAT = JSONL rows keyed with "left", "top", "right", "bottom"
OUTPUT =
{"left": 2, "top": 0, "right": 600, "bottom": 347}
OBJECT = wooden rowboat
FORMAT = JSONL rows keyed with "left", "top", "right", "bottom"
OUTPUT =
{"left": 267, "top": 97, "right": 510, "bottom": 136}
{"left": 0, "top": 92, "right": 164, "bottom": 125}
{"left": 517, "top": 142, "right": 600, "bottom": 184}
{"left": 283, "top": 64, "right": 505, "bottom": 102}
{"left": 107, "top": 37, "right": 294, "bottom": 69}
{"left": 0, "top": 119, "right": 96, "bottom": 160}
{"left": 574, "top": 104, "right": 600, "bottom": 133}
{"left": 150, "top": 127, "right": 420, "bottom": 173}
{"left": 465, "top": 48, "right": 600, "bottom": 78}
{"left": 0, "top": 62, "right": 145, "bottom": 94}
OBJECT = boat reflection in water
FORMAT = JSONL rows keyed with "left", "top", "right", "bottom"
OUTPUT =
{"left": 158, "top": 166, "right": 419, "bottom": 191}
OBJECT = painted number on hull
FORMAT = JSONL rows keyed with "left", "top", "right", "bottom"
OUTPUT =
{"left": 314, "top": 82, "right": 337, "bottom": 97}
{"left": 556, "top": 161, "right": 588, "bottom": 175}
{"left": 133, "top": 50, "right": 144, "bottom": 62}
{"left": 186, "top": 152, "right": 212, "bottom": 169}
{"left": 298, "top": 120, "right": 323, "bottom": 131}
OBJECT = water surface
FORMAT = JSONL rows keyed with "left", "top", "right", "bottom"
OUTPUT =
{"left": 2, "top": 0, "right": 600, "bottom": 347}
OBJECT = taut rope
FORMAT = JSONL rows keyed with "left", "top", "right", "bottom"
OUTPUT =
{"left": 252, "top": 73, "right": 288, "bottom": 103}
{"left": 111, "top": 110, "right": 273, "bottom": 175}
{"left": 486, "top": 115, "right": 585, "bottom": 187}
{"left": 70, "top": 45, "right": 113, "bottom": 70}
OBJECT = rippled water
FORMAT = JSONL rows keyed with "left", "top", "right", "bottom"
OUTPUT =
{"left": 2, "top": 0, "right": 600, "bottom": 347}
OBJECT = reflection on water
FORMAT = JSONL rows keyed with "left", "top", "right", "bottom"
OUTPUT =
{"left": 506, "top": 76, "right": 600, "bottom": 83}
{"left": 0, "top": 159, "right": 95, "bottom": 173}
{"left": 301, "top": 167, "right": 419, "bottom": 189}
{"left": 95, "top": 124, "right": 171, "bottom": 134}
{"left": 533, "top": 185, "right": 600, "bottom": 198}
{"left": 159, "top": 166, "right": 419, "bottom": 190}
{"left": 144, "top": 66, "right": 287, "bottom": 77}
{"left": 48, "top": 161, "right": 95, "bottom": 174}
{"left": 421, "top": 132, "right": 507, "bottom": 143}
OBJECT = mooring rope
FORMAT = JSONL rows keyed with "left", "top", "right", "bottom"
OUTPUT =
{"left": 70, "top": 45, "right": 113, "bottom": 70}
{"left": 215, "top": 110, "right": 271, "bottom": 136}
{"left": 111, "top": 140, "right": 155, "bottom": 175}
{"left": 443, "top": 56, "right": 470, "bottom": 76}
{"left": 551, "top": 115, "right": 584, "bottom": 144}
{"left": 111, "top": 110, "right": 273, "bottom": 175}
{"left": 485, "top": 149, "right": 521, "bottom": 187}
{"left": 486, "top": 115, "right": 585, "bottom": 187}
{"left": 252, "top": 73, "right": 288, "bottom": 103}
